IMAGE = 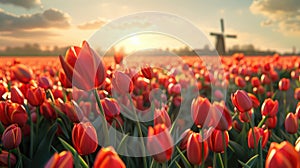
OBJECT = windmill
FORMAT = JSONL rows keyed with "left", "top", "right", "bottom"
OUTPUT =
{"left": 210, "top": 18, "right": 237, "bottom": 55}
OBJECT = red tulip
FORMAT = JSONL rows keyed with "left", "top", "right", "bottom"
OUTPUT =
{"left": 191, "top": 96, "right": 211, "bottom": 127}
{"left": 141, "top": 65, "right": 154, "bottom": 79}
{"left": 261, "top": 98, "right": 278, "bottom": 117}
{"left": 26, "top": 86, "right": 45, "bottom": 106}
{"left": 168, "top": 83, "right": 181, "bottom": 95}
{"left": 94, "top": 146, "right": 125, "bottom": 168}
{"left": 208, "top": 129, "right": 229, "bottom": 153}
{"left": 261, "top": 74, "right": 271, "bottom": 85}
{"left": 179, "top": 129, "right": 193, "bottom": 150}
{"left": 58, "top": 70, "right": 72, "bottom": 88}
{"left": 40, "top": 100, "right": 57, "bottom": 120}
{"left": 114, "top": 51, "right": 124, "bottom": 65}
{"left": 112, "top": 71, "right": 133, "bottom": 95}
{"left": 239, "top": 110, "right": 253, "bottom": 123}
{"left": 265, "top": 116, "right": 277, "bottom": 129}
{"left": 57, "top": 100, "right": 79, "bottom": 123}
{"left": 284, "top": 113, "right": 298, "bottom": 134}
{"left": 44, "top": 151, "right": 73, "bottom": 168}
{"left": 147, "top": 124, "right": 173, "bottom": 163}
{"left": 1, "top": 124, "right": 22, "bottom": 149}
{"left": 0, "top": 82, "right": 8, "bottom": 100}
{"left": 295, "top": 88, "right": 300, "bottom": 100}
{"left": 235, "top": 76, "right": 246, "bottom": 88}
{"left": 251, "top": 77, "right": 260, "bottom": 87}
{"left": 11, "top": 64, "right": 33, "bottom": 83}
{"left": 154, "top": 107, "right": 171, "bottom": 128}
{"left": 100, "top": 98, "right": 120, "bottom": 120}
{"left": 10, "top": 86, "right": 24, "bottom": 104}
{"left": 210, "top": 102, "right": 232, "bottom": 131}
{"left": 0, "top": 150, "right": 17, "bottom": 167}
{"left": 295, "top": 137, "right": 300, "bottom": 153}
{"left": 59, "top": 41, "right": 106, "bottom": 90}
{"left": 247, "top": 127, "right": 269, "bottom": 149}
{"left": 279, "top": 78, "right": 290, "bottom": 91}
{"left": 187, "top": 132, "right": 209, "bottom": 165}
{"left": 0, "top": 102, "right": 28, "bottom": 127}
{"left": 38, "top": 76, "right": 53, "bottom": 90}
{"left": 265, "top": 141, "right": 300, "bottom": 168}
{"left": 72, "top": 122, "right": 98, "bottom": 155}
{"left": 247, "top": 93, "right": 260, "bottom": 108}
{"left": 231, "top": 90, "right": 253, "bottom": 113}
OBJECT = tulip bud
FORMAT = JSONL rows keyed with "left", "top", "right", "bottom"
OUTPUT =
{"left": 10, "top": 86, "right": 24, "bottom": 104}
{"left": 100, "top": 98, "right": 120, "bottom": 120}
{"left": 141, "top": 65, "right": 154, "bottom": 79}
{"left": 147, "top": 124, "right": 173, "bottom": 163}
{"left": 231, "top": 90, "right": 253, "bottom": 113}
{"left": 247, "top": 93, "right": 260, "bottom": 108}
{"left": 93, "top": 146, "right": 125, "bottom": 168}
{"left": 239, "top": 110, "right": 253, "bottom": 123}
{"left": 114, "top": 51, "right": 124, "bottom": 65}
{"left": 179, "top": 129, "right": 193, "bottom": 150}
{"left": 265, "top": 116, "right": 277, "bottom": 129}
{"left": 265, "top": 141, "right": 300, "bottom": 168}
{"left": 1, "top": 124, "right": 22, "bottom": 149}
{"left": 26, "top": 86, "right": 45, "bottom": 106}
{"left": 44, "top": 151, "right": 73, "bottom": 168}
{"left": 191, "top": 96, "right": 211, "bottom": 127}
{"left": 279, "top": 78, "right": 290, "bottom": 91}
{"left": 38, "top": 76, "right": 53, "bottom": 90}
{"left": 11, "top": 64, "right": 33, "bottom": 83}
{"left": 210, "top": 102, "right": 232, "bottom": 131}
{"left": 112, "top": 71, "right": 133, "bottom": 95}
{"left": 0, "top": 82, "right": 8, "bottom": 101}
{"left": 294, "top": 88, "right": 300, "bottom": 100}
{"left": 40, "top": 100, "right": 57, "bottom": 120}
{"left": 0, "top": 102, "right": 28, "bottom": 127}
{"left": 187, "top": 132, "right": 209, "bottom": 165}
{"left": 247, "top": 127, "right": 269, "bottom": 149}
{"left": 72, "top": 122, "right": 98, "bottom": 155}
{"left": 0, "top": 150, "right": 17, "bottom": 167}
{"left": 251, "top": 77, "right": 260, "bottom": 87}
{"left": 235, "top": 76, "right": 246, "bottom": 88}
{"left": 208, "top": 129, "right": 229, "bottom": 153}
{"left": 284, "top": 113, "right": 298, "bottom": 134}
{"left": 154, "top": 108, "right": 171, "bottom": 128}
{"left": 261, "top": 98, "right": 278, "bottom": 117}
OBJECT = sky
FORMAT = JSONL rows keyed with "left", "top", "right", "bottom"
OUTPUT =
{"left": 0, "top": 0, "right": 299, "bottom": 53}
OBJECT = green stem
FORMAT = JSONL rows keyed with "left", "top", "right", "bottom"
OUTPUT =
{"left": 85, "top": 155, "right": 89, "bottom": 167}
{"left": 24, "top": 104, "right": 34, "bottom": 159}
{"left": 93, "top": 88, "right": 109, "bottom": 146}
{"left": 259, "top": 140, "right": 263, "bottom": 168}
{"left": 17, "top": 148, "right": 23, "bottom": 168}
{"left": 222, "top": 131, "right": 228, "bottom": 168}
{"left": 283, "top": 91, "right": 287, "bottom": 115}
{"left": 213, "top": 152, "right": 217, "bottom": 168}
{"left": 194, "top": 164, "right": 199, "bottom": 168}
{"left": 36, "top": 106, "right": 40, "bottom": 137}
{"left": 257, "top": 116, "right": 268, "bottom": 128}
{"left": 217, "top": 153, "right": 224, "bottom": 168}
{"left": 162, "top": 162, "right": 167, "bottom": 168}
{"left": 127, "top": 94, "right": 147, "bottom": 168}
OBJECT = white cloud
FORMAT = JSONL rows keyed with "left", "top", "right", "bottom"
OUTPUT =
{"left": 0, "top": 8, "right": 71, "bottom": 31}
{"left": 0, "top": 0, "right": 41, "bottom": 9}
{"left": 250, "top": 0, "right": 300, "bottom": 34}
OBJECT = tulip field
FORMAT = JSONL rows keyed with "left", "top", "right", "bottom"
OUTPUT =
{"left": 0, "top": 41, "right": 300, "bottom": 168}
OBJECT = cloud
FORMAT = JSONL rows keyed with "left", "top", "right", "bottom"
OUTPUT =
{"left": 77, "top": 18, "right": 108, "bottom": 30}
{"left": 0, "top": 8, "right": 71, "bottom": 31}
{"left": 0, "top": 30, "right": 59, "bottom": 38}
{"left": 0, "top": 0, "right": 41, "bottom": 9}
{"left": 250, "top": 0, "right": 300, "bottom": 34}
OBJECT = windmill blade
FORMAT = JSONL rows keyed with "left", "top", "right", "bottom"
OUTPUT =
{"left": 220, "top": 18, "right": 224, "bottom": 33}
{"left": 210, "top": 32, "right": 222, "bottom": 36}
{"left": 226, "top": 34, "right": 237, "bottom": 38}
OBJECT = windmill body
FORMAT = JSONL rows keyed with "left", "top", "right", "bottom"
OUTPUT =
{"left": 210, "top": 19, "right": 237, "bottom": 55}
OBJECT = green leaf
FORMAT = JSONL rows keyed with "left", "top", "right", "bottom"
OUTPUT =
{"left": 238, "top": 154, "right": 259, "bottom": 168}
{"left": 58, "top": 137, "right": 88, "bottom": 168}
{"left": 31, "top": 123, "right": 57, "bottom": 168}
{"left": 228, "top": 140, "right": 246, "bottom": 159}
{"left": 176, "top": 146, "right": 192, "bottom": 168}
